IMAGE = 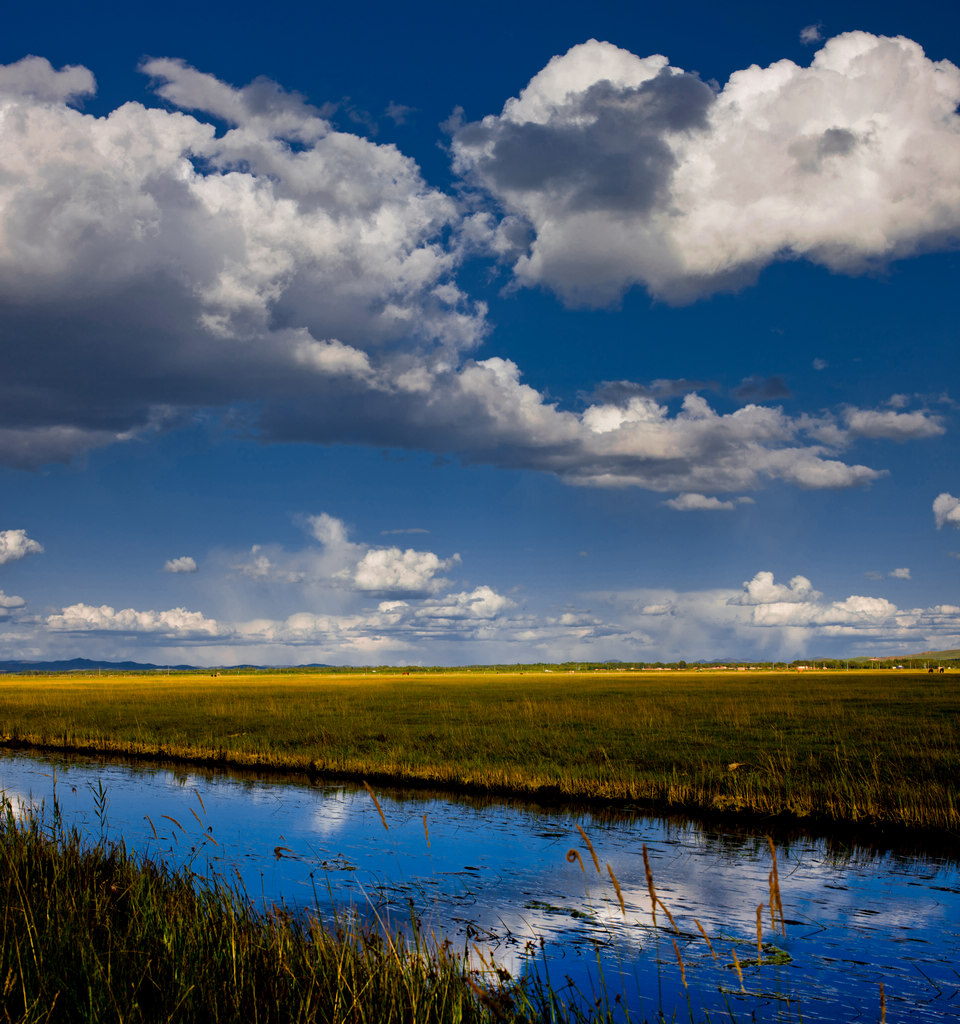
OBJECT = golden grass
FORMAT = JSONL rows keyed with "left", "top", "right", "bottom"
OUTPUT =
{"left": 642, "top": 842, "right": 658, "bottom": 927}
{"left": 694, "top": 919, "right": 716, "bottom": 959}
{"left": 731, "top": 944, "right": 745, "bottom": 992}
{"left": 606, "top": 864, "right": 626, "bottom": 916}
{"left": 0, "top": 668, "right": 957, "bottom": 829}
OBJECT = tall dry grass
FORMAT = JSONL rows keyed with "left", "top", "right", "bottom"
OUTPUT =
{"left": 0, "top": 669, "right": 956, "bottom": 829}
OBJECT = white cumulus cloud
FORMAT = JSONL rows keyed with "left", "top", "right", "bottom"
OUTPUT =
{"left": 0, "top": 55, "right": 95, "bottom": 103}
{"left": 731, "top": 571, "right": 822, "bottom": 606}
{"left": 841, "top": 408, "right": 944, "bottom": 441}
{"left": 0, "top": 529, "right": 43, "bottom": 565}
{"left": 454, "top": 33, "right": 960, "bottom": 305}
{"left": 750, "top": 593, "right": 898, "bottom": 628}
{"left": 595, "top": 570, "right": 960, "bottom": 661}
{"left": 413, "top": 586, "right": 514, "bottom": 620}
{"left": 226, "top": 514, "right": 460, "bottom": 597}
{"left": 47, "top": 604, "right": 221, "bottom": 637}
{"left": 163, "top": 556, "right": 198, "bottom": 573}
{"left": 663, "top": 493, "right": 753, "bottom": 511}
{"left": 0, "top": 56, "right": 484, "bottom": 470}
{"left": 0, "top": 590, "right": 26, "bottom": 613}
{"left": 429, "top": 360, "right": 889, "bottom": 492}
{"left": 934, "top": 493, "right": 960, "bottom": 529}
{"left": 350, "top": 548, "right": 461, "bottom": 594}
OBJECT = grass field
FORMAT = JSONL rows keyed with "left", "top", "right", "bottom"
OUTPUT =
{"left": 0, "top": 669, "right": 957, "bottom": 830}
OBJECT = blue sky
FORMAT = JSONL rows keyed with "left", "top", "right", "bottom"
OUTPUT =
{"left": 2, "top": 0, "right": 960, "bottom": 665}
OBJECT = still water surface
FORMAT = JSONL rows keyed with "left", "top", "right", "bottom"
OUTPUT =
{"left": 1, "top": 751, "right": 958, "bottom": 1023}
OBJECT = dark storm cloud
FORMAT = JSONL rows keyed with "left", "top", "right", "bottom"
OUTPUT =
{"left": 457, "top": 70, "right": 714, "bottom": 215}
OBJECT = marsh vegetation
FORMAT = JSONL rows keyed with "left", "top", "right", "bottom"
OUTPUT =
{"left": 0, "top": 801, "right": 543, "bottom": 1023}
{"left": 3, "top": 746, "right": 957, "bottom": 1023}
{"left": 0, "top": 669, "right": 956, "bottom": 830}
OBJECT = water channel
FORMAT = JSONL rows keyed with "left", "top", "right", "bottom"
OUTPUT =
{"left": 1, "top": 751, "right": 958, "bottom": 1023}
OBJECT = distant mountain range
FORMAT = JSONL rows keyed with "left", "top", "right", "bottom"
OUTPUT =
{"left": 0, "top": 658, "right": 195, "bottom": 673}
{"left": 0, "top": 658, "right": 340, "bottom": 674}
{"left": 2, "top": 652, "right": 956, "bottom": 675}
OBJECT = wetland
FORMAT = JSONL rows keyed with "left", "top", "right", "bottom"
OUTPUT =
{"left": 1, "top": 669, "right": 958, "bottom": 1022}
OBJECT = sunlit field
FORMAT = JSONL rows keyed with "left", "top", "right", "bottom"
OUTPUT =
{"left": 1, "top": 669, "right": 956, "bottom": 830}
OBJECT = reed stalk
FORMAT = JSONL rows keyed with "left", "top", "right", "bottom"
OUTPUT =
{"left": 755, "top": 904, "right": 763, "bottom": 965}
{"left": 767, "top": 836, "right": 785, "bottom": 937}
{"left": 731, "top": 945, "right": 745, "bottom": 993}
{"left": 576, "top": 824, "right": 601, "bottom": 875}
{"left": 363, "top": 781, "right": 389, "bottom": 831}
{"left": 642, "top": 842, "right": 657, "bottom": 928}
{"left": 671, "top": 939, "right": 687, "bottom": 989}
{"left": 694, "top": 919, "right": 716, "bottom": 959}
{"left": 606, "top": 863, "right": 626, "bottom": 916}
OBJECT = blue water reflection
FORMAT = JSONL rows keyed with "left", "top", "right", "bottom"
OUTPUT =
{"left": 2, "top": 751, "right": 958, "bottom": 1023}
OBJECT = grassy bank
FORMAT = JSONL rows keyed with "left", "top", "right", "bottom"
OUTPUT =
{"left": 0, "top": 801, "right": 569, "bottom": 1024}
{"left": 0, "top": 670, "right": 957, "bottom": 830}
